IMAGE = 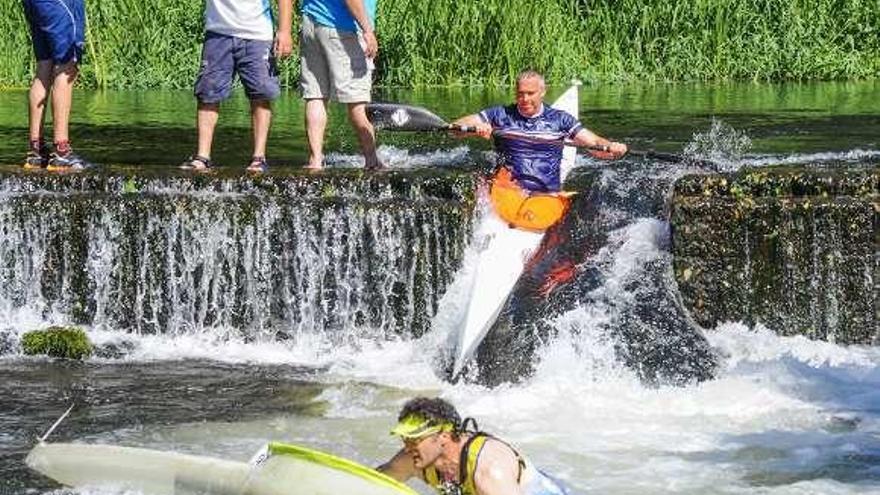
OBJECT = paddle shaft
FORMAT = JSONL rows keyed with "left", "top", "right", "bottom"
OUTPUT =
{"left": 449, "top": 123, "right": 477, "bottom": 133}
{"left": 587, "top": 146, "right": 685, "bottom": 163}
{"left": 493, "top": 129, "right": 684, "bottom": 162}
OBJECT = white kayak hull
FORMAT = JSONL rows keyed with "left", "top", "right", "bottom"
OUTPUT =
{"left": 26, "top": 442, "right": 251, "bottom": 495}
{"left": 26, "top": 441, "right": 418, "bottom": 495}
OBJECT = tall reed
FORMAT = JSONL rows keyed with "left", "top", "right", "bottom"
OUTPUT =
{"left": 0, "top": 2, "right": 34, "bottom": 88}
{"left": 1, "top": 0, "right": 877, "bottom": 89}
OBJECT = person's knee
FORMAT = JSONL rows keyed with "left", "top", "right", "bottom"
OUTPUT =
{"left": 197, "top": 101, "right": 221, "bottom": 113}
{"left": 35, "top": 60, "right": 54, "bottom": 74}
{"left": 305, "top": 99, "right": 328, "bottom": 121}
{"left": 32, "top": 61, "right": 54, "bottom": 85}
{"left": 53, "top": 62, "right": 79, "bottom": 81}
{"left": 250, "top": 99, "right": 272, "bottom": 115}
{"left": 346, "top": 104, "right": 372, "bottom": 129}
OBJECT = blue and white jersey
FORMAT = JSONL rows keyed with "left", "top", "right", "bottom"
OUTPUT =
{"left": 205, "top": 0, "right": 275, "bottom": 41}
{"left": 480, "top": 104, "right": 582, "bottom": 193}
{"left": 303, "top": 0, "right": 377, "bottom": 32}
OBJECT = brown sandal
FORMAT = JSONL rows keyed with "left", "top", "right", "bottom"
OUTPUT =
{"left": 246, "top": 156, "right": 268, "bottom": 173}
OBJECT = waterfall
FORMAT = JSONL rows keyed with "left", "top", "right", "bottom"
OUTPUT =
{"left": 0, "top": 171, "right": 476, "bottom": 341}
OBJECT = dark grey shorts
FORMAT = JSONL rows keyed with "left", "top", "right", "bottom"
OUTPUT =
{"left": 194, "top": 31, "right": 280, "bottom": 103}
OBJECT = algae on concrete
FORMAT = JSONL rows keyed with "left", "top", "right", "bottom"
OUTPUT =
{"left": 672, "top": 167, "right": 878, "bottom": 344}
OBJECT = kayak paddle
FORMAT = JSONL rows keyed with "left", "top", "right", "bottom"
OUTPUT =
{"left": 493, "top": 129, "right": 693, "bottom": 163}
{"left": 366, "top": 103, "right": 476, "bottom": 132}
{"left": 367, "top": 104, "right": 710, "bottom": 167}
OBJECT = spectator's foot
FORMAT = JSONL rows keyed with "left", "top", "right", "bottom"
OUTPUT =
{"left": 23, "top": 140, "right": 50, "bottom": 170}
{"left": 179, "top": 155, "right": 214, "bottom": 172}
{"left": 47, "top": 150, "right": 95, "bottom": 172}
{"left": 304, "top": 162, "right": 323, "bottom": 171}
{"left": 246, "top": 156, "right": 268, "bottom": 174}
{"left": 23, "top": 149, "right": 49, "bottom": 170}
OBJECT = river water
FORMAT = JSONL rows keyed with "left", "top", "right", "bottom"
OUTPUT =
{"left": 0, "top": 82, "right": 878, "bottom": 494}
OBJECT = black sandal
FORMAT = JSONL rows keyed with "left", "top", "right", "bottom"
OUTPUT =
{"left": 179, "top": 154, "right": 214, "bottom": 171}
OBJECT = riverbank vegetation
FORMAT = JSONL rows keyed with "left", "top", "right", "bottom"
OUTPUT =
{"left": 1, "top": 0, "right": 876, "bottom": 88}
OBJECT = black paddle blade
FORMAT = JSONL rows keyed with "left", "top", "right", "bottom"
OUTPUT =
{"left": 366, "top": 103, "right": 451, "bottom": 131}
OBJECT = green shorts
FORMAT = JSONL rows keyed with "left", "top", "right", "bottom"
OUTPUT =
{"left": 299, "top": 14, "right": 373, "bottom": 103}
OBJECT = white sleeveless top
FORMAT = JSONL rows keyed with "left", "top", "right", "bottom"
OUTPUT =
{"left": 205, "top": 0, "right": 275, "bottom": 41}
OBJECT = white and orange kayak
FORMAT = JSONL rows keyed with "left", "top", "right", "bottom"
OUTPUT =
{"left": 451, "top": 82, "right": 581, "bottom": 378}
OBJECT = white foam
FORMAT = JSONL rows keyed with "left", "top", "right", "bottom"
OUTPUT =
{"left": 324, "top": 144, "right": 471, "bottom": 169}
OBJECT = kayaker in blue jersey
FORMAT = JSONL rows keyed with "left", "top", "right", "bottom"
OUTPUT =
{"left": 379, "top": 397, "right": 571, "bottom": 495}
{"left": 451, "top": 70, "right": 627, "bottom": 193}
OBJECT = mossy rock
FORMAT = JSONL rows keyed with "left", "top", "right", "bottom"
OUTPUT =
{"left": 21, "top": 326, "right": 93, "bottom": 360}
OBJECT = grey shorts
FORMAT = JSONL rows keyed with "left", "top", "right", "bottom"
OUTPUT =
{"left": 299, "top": 14, "right": 373, "bottom": 103}
{"left": 194, "top": 31, "right": 280, "bottom": 104}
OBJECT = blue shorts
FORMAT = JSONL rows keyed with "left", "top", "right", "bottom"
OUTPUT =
{"left": 23, "top": 0, "right": 86, "bottom": 65}
{"left": 194, "top": 32, "right": 280, "bottom": 103}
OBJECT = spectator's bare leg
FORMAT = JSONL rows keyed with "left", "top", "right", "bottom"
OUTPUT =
{"left": 347, "top": 102, "right": 382, "bottom": 170}
{"left": 50, "top": 61, "right": 78, "bottom": 144}
{"left": 28, "top": 60, "right": 53, "bottom": 142}
{"left": 197, "top": 102, "right": 220, "bottom": 159}
{"left": 305, "top": 98, "right": 327, "bottom": 169}
{"left": 251, "top": 99, "right": 271, "bottom": 159}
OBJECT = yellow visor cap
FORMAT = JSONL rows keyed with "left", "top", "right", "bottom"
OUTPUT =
{"left": 390, "top": 415, "right": 451, "bottom": 439}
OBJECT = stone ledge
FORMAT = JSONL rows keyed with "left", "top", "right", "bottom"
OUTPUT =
{"left": 0, "top": 165, "right": 478, "bottom": 204}
{"left": 671, "top": 167, "right": 879, "bottom": 344}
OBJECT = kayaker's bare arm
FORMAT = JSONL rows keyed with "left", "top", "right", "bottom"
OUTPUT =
{"left": 571, "top": 128, "right": 627, "bottom": 159}
{"left": 377, "top": 448, "right": 420, "bottom": 482}
{"left": 473, "top": 440, "right": 525, "bottom": 495}
{"left": 451, "top": 114, "right": 492, "bottom": 139}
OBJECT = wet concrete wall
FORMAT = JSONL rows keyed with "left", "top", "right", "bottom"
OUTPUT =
{"left": 671, "top": 167, "right": 879, "bottom": 344}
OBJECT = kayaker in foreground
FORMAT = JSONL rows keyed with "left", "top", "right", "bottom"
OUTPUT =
{"left": 379, "top": 397, "right": 571, "bottom": 495}
{"left": 451, "top": 70, "right": 628, "bottom": 195}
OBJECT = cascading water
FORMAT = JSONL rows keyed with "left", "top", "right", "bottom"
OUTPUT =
{"left": 0, "top": 172, "right": 475, "bottom": 341}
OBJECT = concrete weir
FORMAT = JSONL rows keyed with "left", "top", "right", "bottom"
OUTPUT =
{"left": 0, "top": 168, "right": 476, "bottom": 339}
{"left": 671, "top": 166, "right": 879, "bottom": 344}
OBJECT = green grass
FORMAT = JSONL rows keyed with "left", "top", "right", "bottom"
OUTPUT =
{"left": 2, "top": 0, "right": 877, "bottom": 89}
